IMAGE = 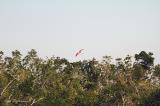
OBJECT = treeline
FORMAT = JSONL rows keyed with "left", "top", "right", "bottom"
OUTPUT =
{"left": 0, "top": 50, "right": 160, "bottom": 106}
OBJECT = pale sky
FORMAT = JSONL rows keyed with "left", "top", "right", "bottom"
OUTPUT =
{"left": 0, "top": 0, "right": 160, "bottom": 63}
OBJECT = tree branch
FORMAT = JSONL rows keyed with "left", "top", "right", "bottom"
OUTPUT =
{"left": 1, "top": 79, "right": 15, "bottom": 96}
{"left": 30, "top": 97, "right": 44, "bottom": 106}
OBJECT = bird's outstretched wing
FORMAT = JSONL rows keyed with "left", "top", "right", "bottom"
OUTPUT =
{"left": 75, "top": 49, "right": 84, "bottom": 57}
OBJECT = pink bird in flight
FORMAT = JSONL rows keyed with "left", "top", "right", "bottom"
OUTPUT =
{"left": 75, "top": 49, "right": 84, "bottom": 57}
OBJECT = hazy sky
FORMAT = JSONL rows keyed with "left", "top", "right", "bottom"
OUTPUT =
{"left": 0, "top": 0, "right": 160, "bottom": 63}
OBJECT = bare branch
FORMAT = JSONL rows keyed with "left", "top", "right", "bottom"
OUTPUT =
{"left": 1, "top": 79, "right": 15, "bottom": 96}
{"left": 30, "top": 97, "right": 44, "bottom": 106}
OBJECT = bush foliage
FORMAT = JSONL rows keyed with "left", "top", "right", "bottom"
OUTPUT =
{"left": 0, "top": 50, "right": 159, "bottom": 106}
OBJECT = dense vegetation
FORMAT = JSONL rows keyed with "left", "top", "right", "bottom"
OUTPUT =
{"left": 0, "top": 50, "right": 159, "bottom": 106}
